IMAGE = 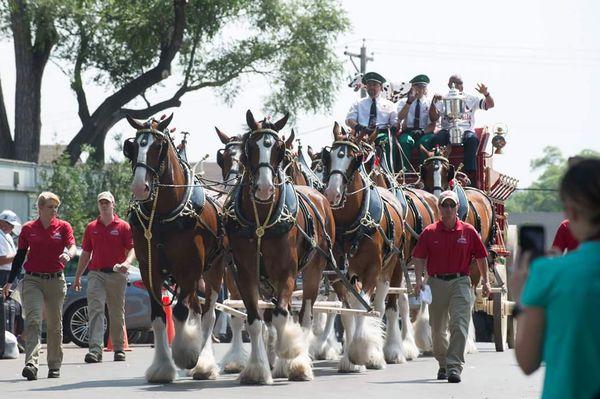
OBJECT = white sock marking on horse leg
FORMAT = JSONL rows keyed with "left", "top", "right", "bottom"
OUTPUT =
{"left": 383, "top": 306, "right": 406, "bottom": 364}
{"left": 171, "top": 308, "right": 203, "bottom": 370}
{"left": 220, "top": 316, "right": 249, "bottom": 373}
{"left": 192, "top": 292, "right": 220, "bottom": 379}
{"left": 239, "top": 320, "right": 272, "bottom": 385}
{"left": 399, "top": 293, "right": 420, "bottom": 360}
{"left": 414, "top": 302, "right": 433, "bottom": 354}
{"left": 272, "top": 312, "right": 313, "bottom": 381}
{"left": 373, "top": 280, "right": 389, "bottom": 316}
{"left": 347, "top": 293, "right": 386, "bottom": 369}
{"left": 339, "top": 313, "right": 365, "bottom": 373}
{"left": 145, "top": 318, "right": 177, "bottom": 383}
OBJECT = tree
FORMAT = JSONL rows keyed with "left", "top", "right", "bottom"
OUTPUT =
{"left": 0, "top": 0, "right": 349, "bottom": 164}
{"left": 506, "top": 146, "right": 600, "bottom": 213}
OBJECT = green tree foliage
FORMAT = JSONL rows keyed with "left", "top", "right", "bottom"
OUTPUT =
{"left": 1, "top": 0, "right": 349, "bottom": 163}
{"left": 506, "top": 146, "right": 600, "bottom": 213}
{"left": 39, "top": 146, "right": 132, "bottom": 240}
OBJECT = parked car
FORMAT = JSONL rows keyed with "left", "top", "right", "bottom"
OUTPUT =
{"left": 61, "top": 253, "right": 152, "bottom": 347}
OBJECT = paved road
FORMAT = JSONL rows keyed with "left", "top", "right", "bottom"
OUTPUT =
{"left": 1, "top": 342, "right": 542, "bottom": 398}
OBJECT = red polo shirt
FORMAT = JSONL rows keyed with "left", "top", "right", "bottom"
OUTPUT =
{"left": 412, "top": 219, "right": 488, "bottom": 275}
{"left": 82, "top": 214, "right": 133, "bottom": 270}
{"left": 552, "top": 219, "right": 579, "bottom": 253}
{"left": 18, "top": 218, "right": 76, "bottom": 273}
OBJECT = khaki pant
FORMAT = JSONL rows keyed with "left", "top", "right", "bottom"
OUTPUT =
{"left": 428, "top": 275, "right": 473, "bottom": 373}
{"left": 87, "top": 270, "right": 127, "bottom": 354}
{"left": 22, "top": 274, "right": 67, "bottom": 369}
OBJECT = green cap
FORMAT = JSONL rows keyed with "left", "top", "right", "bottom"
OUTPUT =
{"left": 362, "top": 72, "right": 386, "bottom": 85}
{"left": 409, "top": 74, "right": 430, "bottom": 85}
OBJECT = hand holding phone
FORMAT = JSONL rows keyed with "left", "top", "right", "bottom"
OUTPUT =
{"left": 512, "top": 225, "right": 546, "bottom": 301}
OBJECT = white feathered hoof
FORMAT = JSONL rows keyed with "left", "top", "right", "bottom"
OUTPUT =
{"left": 348, "top": 337, "right": 386, "bottom": 369}
{"left": 402, "top": 338, "right": 420, "bottom": 361}
{"left": 338, "top": 354, "right": 366, "bottom": 373}
{"left": 192, "top": 356, "right": 220, "bottom": 380}
{"left": 272, "top": 356, "right": 290, "bottom": 378}
{"left": 276, "top": 321, "right": 304, "bottom": 360}
{"left": 383, "top": 339, "right": 406, "bottom": 364}
{"left": 220, "top": 347, "right": 249, "bottom": 374}
{"left": 465, "top": 318, "right": 478, "bottom": 354}
{"left": 310, "top": 337, "right": 340, "bottom": 360}
{"left": 239, "top": 361, "right": 273, "bottom": 385}
{"left": 145, "top": 358, "right": 177, "bottom": 383}
{"left": 171, "top": 318, "right": 203, "bottom": 370}
{"left": 288, "top": 353, "right": 314, "bottom": 381}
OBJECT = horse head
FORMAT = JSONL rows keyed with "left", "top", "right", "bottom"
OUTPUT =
{"left": 241, "top": 109, "right": 289, "bottom": 203}
{"left": 124, "top": 114, "right": 175, "bottom": 201}
{"left": 420, "top": 154, "right": 455, "bottom": 198}
{"left": 322, "top": 122, "right": 364, "bottom": 208}
{"left": 215, "top": 127, "right": 244, "bottom": 187}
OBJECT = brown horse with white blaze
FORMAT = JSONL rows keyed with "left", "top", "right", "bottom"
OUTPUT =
{"left": 123, "top": 115, "right": 225, "bottom": 382}
{"left": 322, "top": 123, "right": 407, "bottom": 370}
{"left": 223, "top": 110, "right": 336, "bottom": 384}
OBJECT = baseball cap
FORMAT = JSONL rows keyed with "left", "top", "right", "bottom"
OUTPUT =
{"left": 97, "top": 191, "right": 115, "bottom": 203}
{"left": 438, "top": 190, "right": 459, "bottom": 206}
{"left": 0, "top": 210, "right": 22, "bottom": 227}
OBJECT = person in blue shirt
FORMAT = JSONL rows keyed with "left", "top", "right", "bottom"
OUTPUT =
{"left": 513, "top": 157, "right": 600, "bottom": 399}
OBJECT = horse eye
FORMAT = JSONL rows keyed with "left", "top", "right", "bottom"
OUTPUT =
{"left": 263, "top": 138, "right": 272, "bottom": 147}
{"left": 337, "top": 150, "right": 345, "bottom": 158}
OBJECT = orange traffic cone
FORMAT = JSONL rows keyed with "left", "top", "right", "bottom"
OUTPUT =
{"left": 104, "top": 322, "right": 132, "bottom": 352}
{"left": 162, "top": 293, "right": 175, "bottom": 345}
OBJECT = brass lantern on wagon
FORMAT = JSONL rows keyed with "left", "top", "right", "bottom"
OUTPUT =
{"left": 492, "top": 123, "right": 508, "bottom": 154}
{"left": 442, "top": 84, "right": 466, "bottom": 145}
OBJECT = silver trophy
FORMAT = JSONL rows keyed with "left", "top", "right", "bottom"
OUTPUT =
{"left": 442, "top": 83, "right": 466, "bottom": 145}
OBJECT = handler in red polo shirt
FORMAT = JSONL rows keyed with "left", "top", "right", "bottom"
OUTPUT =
{"left": 2, "top": 191, "right": 76, "bottom": 380}
{"left": 73, "top": 191, "right": 135, "bottom": 363}
{"left": 551, "top": 219, "right": 579, "bottom": 254}
{"left": 413, "top": 190, "right": 491, "bottom": 383}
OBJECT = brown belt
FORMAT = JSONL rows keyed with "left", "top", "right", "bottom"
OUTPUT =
{"left": 431, "top": 273, "right": 468, "bottom": 281}
{"left": 26, "top": 271, "right": 63, "bottom": 279}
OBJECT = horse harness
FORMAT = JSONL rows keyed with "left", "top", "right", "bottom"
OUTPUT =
{"left": 128, "top": 128, "right": 223, "bottom": 306}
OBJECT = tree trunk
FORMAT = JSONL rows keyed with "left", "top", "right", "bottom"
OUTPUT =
{"left": 9, "top": 0, "right": 57, "bottom": 162}
{"left": 0, "top": 78, "right": 14, "bottom": 159}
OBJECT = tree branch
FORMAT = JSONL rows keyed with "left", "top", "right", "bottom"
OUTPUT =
{"left": 0, "top": 76, "right": 14, "bottom": 158}
{"left": 72, "top": 21, "right": 90, "bottom": 123}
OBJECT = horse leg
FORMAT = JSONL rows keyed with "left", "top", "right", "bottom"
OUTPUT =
{"left": 332, "top": 281, "right": 365, "bottom": 373}
{"left": 171, "top": 288, "right": 204, "bottom": 371}
{"left": 346, "top": 291, "right": 386, "bottom": 370}
{"left": 414, "top": 301, "right": 434, "bottom": 355}
{"left": 382, "top": 264, "right": 406, "bottom": 364}
{"left": 234, "top": 261, "right": 272, "bottom": 385}
{"left": 191, "top": 290, "right": 220, "bottom": 380}
{"left": 145, "top": 297, "right": 177, "bottom": 383}
{"left": 396, "top": 264, "right": 419, "bottom": 360}
{"left": 310, "top": 288, "right": 340, "bottom": 360}
{"left": 220, "top": 269, "right": 248, "bottom": 373}
{"left": 272, "top": 274, "right": 313, "bottom": 381}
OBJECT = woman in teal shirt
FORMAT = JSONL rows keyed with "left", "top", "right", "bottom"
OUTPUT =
{"left": 514, "top": 158, "right": 600, "bottom": 399}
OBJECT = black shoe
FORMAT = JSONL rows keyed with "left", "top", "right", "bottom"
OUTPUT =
{"left": 85, "top": 352, "right": 102, "bottom": 363}
{"left": 22, "top": 364, "right": 38, "bottom": 380}
{"left": 437, "top": 368, "right": 447, "bottom": 380}
{"left": 48, "top": 369, "right": 60, "bottom": 378}
{"left": 114, "top": 351, "right": 126, "bottom": 362}
{"left": 448, "top": 370, "right": 461, "bottom": 383}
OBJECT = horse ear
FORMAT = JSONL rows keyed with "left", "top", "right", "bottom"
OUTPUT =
{"left": 123, "top": 138, "right": 136, "bottom": 160}
{"left": 273, "top": 112, "right": 290, "bottom": 132}
{"left": 333, "top": 122, "right": 342, "bottom": 140}
{"left": 215, "top": 127, "right": 230, "bottom": 144}
{"left": 285, "top": 129, "right": 295, "bottom": 149}
{"left": 157, "top": 113, "right": 173, "bottom": 132}
{"left": 246, "top": 110, "right": 259, "bottom": 131}
{"left": 307, "top": 145, "right": 314, "bottom": 159}
{"left": 126, "top": 115, "right": 145, "bottom": 130}
{"left": 216, "top": 149, "right": 224, "bottom": 168}
{"left": 448, "top": 164, "right": 455, "bottom": 181}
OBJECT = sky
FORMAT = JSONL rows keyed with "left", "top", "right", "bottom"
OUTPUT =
{"left": 1, "top": 0, "right": 599, "bottom": 187}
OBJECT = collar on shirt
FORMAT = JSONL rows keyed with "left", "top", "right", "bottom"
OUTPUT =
{"left": 96, "top": 213, "right": 121, "bottom": 228}
{"left": 438, "top": 219, "right": 463, "bottom": 232}
{"left": 34, "top": 217, "right": 59, "bottom": 230}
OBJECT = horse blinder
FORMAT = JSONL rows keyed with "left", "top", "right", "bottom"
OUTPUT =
{"left": 123, "top": 138, "right": 137, "bottom": 162}
{"left": 447, "top": 164, "right": 455, "bottom": 181}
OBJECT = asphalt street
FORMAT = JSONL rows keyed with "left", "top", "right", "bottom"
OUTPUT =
{"left": 0, "top": 342, "right": 543, "bottom": 399}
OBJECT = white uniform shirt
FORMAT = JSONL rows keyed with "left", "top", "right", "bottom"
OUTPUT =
{"left": 435, "top": 93, "right": 486, "bottom": 131}
{"left": 0, "top": 232, "right": 16, "bottom": 271}
{"left": 397, "top": 96, "right": 431, "bottom": 130}
{"left": 346, "top": 96, "right": 398, "bottom": 129}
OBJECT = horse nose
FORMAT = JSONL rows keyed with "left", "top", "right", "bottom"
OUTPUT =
{"left": 254, "top": 183, "right": 274, "bottom": 202}
{"left": 324, "top": 186, "right": 341, "bottom": 206}
{"left": 132, "top": 182, "right": 150, "bottom": 200}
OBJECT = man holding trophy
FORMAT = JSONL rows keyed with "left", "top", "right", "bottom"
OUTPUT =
{"left": 429, "top": 74, "right": 495, "bottom": 187}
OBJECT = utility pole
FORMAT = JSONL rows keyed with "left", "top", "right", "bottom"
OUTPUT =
{"left": 344, "top": 39, "right": 374, "bottom": 98}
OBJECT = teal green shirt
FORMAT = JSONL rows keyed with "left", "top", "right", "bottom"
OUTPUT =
{"left": 521, "top": 241, "right": 600, "bottom": 399}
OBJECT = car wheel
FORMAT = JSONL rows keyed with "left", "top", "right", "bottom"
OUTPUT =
{"left": 63, "top": 300, "right": 108, "bottom": 348}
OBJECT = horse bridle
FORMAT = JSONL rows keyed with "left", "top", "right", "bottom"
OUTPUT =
{"left": 127, "top": 128, "right": 171, "bottom": 203}
{"left": 322, "top": 140, "right": 363, "bottom": 185}
{"left": 243, "top": 129, "right": 285, "bottom": 200}
{"left": 423, "top": 156, "right": 450, "bottom": 193}
{"left": 218, "top": 140, "right": 243, "bottom": 184}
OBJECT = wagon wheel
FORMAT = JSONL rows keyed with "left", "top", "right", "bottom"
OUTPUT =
{"left": 492, "top": 291, "right": 506, "bottom": 351}
{"left": 506, "top": 315, "right": 516, "bottom": 349}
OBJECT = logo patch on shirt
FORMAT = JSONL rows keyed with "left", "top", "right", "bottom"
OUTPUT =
{"left": 110, "top": 229, "right": 119, "bottom": 236}
{"left": 457, "top": 236, "right": 467, "bottom": 244}
{"left": 52, "top": 232, "right": 62, "bottom": 240}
